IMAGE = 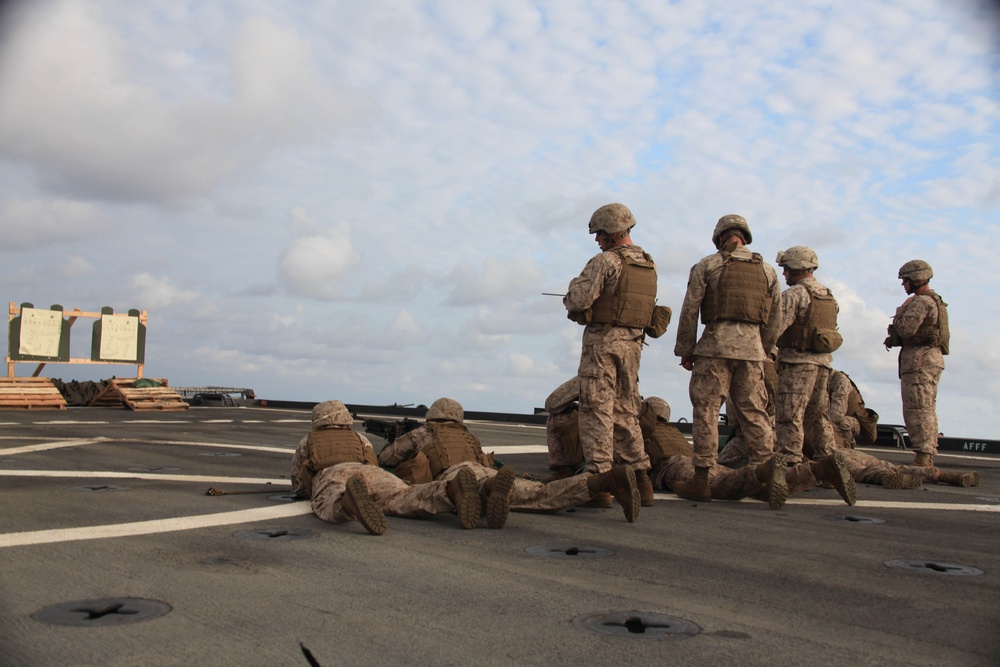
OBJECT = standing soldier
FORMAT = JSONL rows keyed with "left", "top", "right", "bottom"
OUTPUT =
{"left": 884, "top": 260, "right": 949, "bottom": 467}
{"left": 673, "top": 214, "right": 782, "bottom": 502}
{"left": 774, "top": 246, "right": 842, "bottom": 466}
{"left": 563, "top": 203, "right": 657, "bottom": 507}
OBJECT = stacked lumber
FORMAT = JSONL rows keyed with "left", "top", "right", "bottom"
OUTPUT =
{"left": 0, "top": 377, "right": 67, "bottom": 410}
{"left": 91, "top": 378, "right": 189, "bottom": 411}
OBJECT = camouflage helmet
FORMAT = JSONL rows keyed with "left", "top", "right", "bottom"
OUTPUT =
{"left": 712, "top": 214, "right": 753, "bottom": 247}
{"left": 588, "top": 203, "right": 636, "bottom": 235}
{"left": 545, "top": 377, "right": 580, "bottom": 414}
{"left": 898, "top": 259, "right": 933, "bottom": 283}
{"left": 642, "top": 396, "right": 671, "bottom": 422}
{"left": 312, "top": 400, "right": 352, "bottom": 428}
{"left": 775, "top": 245, "right": 819, "bottom": 271}
{"left": 426, "top": 397, "right": 464, "bottom": 423}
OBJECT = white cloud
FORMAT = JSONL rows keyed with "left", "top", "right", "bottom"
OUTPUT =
{"left": 129, "top": 273, "right": 198, "bottom": 310}
{"left": 507, "top": 351, "right": 558, "bottom": 377}
{"left": 0, "top": 0, "right": 996, "bottom": 434}
{"left": 0, "top": 2, "right": 364, "bottom": 203}
{"left": 278, "top": 221, "right": 362, "bottom": 300}
{"left": 0, "top": 198, "right": 112, "bottom": 249}
{"left": 444, "top": 259, "right": 543, "bottom": 305}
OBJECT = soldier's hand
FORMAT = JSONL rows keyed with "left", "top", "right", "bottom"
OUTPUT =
{"left": 680, "top": 356, "right": 694, "bottom": 371}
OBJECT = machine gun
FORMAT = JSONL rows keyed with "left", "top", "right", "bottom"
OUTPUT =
{"left": 361, "top": 417, "right": 422, "bottom": 445}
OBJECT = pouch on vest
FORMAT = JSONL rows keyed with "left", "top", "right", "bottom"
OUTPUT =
{"left": 812, "top": 328, "right": 843, "bottom": 353}
{"left": 644, "top": 305, "right": 672, "bottom": 339}
{"left": 393, "top": 451, "right": 433, "bottom": 485}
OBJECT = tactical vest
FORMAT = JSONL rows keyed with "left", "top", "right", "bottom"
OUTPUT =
{"left": 776, "top": 283, "right": 839, "bottom": 352}
{"left": 891, "top": 291, "right": 950, "bottom": 355}
{"left": 306, "top": 427, "right": 376, "bottom": 472}
{"left": 843, "top": 374, "right": 879, "bottom": 446}
{"left": 551, "top": 412, "right": 582, "bottom": 464}
{"left": 700, "top": 252, "right": 772, "bottom": 325}
{"left": 422, "top": 421, "right": 490, "bottom": 477}
{"left": 590, "top": 247, "right": 657, "bottom": 328}
{"left": 641, "top": 422, "right": 693, "bottom": 466}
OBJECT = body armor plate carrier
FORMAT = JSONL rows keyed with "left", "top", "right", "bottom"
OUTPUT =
{"left": 701, "top": 252, "right": 772, "bottom": 325}
{"left": 423, "top": 421, "right": 490, "bottom": 477}
{"left": 640, "top": 420, "right": 694, "bottom": 467}
{"left": 307, "top": 428, "right": 376, "bottom": 472}
{"left": 777, "top": 283, "right": 840, "bottom": 353}
{"left": 886, "top": 291, "right": 950, "bottom": 355}
{"left": 590, "top": 247, "right": 657, "bottom": 328}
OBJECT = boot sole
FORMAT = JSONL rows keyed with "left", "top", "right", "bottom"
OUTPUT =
{"left": 767, "top": 453, "right": 788, "bottom": 510}
{"left": 450, "top": 467, "right": 481, "bottom": 529}
{"left": 613, "top": 466, "right": 640, "bottom": 523}
{"left": 882, "top": 472, "right": 904, "bottom": 490}
{"left": 344, "top": 476, "right": 387, "bottom": 536}
{"left": 487, "top": 467, "right": 516, "bottom": 529}
{"left": 830, "top": 451, "right": 857, "bottom": 506}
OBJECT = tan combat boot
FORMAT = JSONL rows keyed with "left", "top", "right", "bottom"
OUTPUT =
{"left": 673, "top": 466, "right": 711, "bottom": 503}
{"left": 913, "top": 451, "right": 934, "bottom": 467}
{"left": 881, "top": 471, "right": 922, "bottom": 489}
{"left": 809, "top": 451, "right": 857, "bottom": 506}
{"left": 936, "top": 471, "right": 979, "bottom": 487}
{"left": 446, "top": 467, "right": 481, "bottom": 529}
{"left": 753, "top": 453, "right": 788, "bottom": 510}
{"left": 634, "top": 467, "right": 655, "bottom": 507}
{"left": 483, "top": 466, "right": 517, "bottom": 529}
{"left": 587, "top": 466, "right": 640, "bottom": 522}
{"left": 342, "top": 475, "right": 388, "bottom": 536}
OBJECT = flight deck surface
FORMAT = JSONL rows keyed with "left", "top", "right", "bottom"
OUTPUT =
{"left": 1, "top": 406, "right": 997, "bottom": 666}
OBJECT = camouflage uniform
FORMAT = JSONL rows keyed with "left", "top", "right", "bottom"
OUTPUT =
{"left": 827, "top": 370, "right": 860, "bottom": 449}
{"left": 824, "top": 370, "right": 943, "bottom": 487}
{"left": 651, "top": 455, "right": 773, "bottom": 500}
{"left": 290, "top": 432, "right": 454, "bottom": 523}
{"left": 775, "top": 275, "right": 838, "bottom": 464}
{"left": 544, "top": 378, "right": 583, "bottom": 470}
{"left": 380, "top": 421, "right": 593, "bottom": 512}
{"left": 834, "top": 448, "right": 938, "bottom": 487}
{"left": 564, "top": 245, "right": 652, "bottom": 474}
{"left": 892, "top": 294, "right": 946, "bottom": 456}
{"left": 674, "top": 245, "right": 782, "bottom": 468}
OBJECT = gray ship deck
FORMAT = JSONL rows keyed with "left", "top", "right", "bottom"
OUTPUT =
{"left": 1, "top": 406, "right": 997, "bottom": 666}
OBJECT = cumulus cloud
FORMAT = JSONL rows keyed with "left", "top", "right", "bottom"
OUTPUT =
{"left": 0, "top": 1, "right": 995, "bottom": 430}
{"left": 278, "top": 221, "right": 362, "bottom": 300}
{"left": 0, "top": 198, "right": 112, "bottom": 249}
{"left": 507, "top": 351, "right": 559, "bottom": 377}
{"left": 444, "top": 259, "right": 543, "bottom": 306}
{"left": 129, "top": 272, "right": 198, "bottom": 310}
{"left": 0, "top": 2, "right": 365, "bottom": 203}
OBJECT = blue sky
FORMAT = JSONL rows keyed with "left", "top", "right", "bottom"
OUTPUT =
{"left": 1, "top": 0, "right": 998, "bottom": 438}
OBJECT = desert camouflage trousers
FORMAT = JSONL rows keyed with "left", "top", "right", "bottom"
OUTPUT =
{"left": 577, "top": 337, "right": 649, "bottom": 473}
{"left": 776, "top": 362, "right": 835, "bottom": 464}
{"left": 901, "top": 366, "right": 942, "bottom": 455}
{"left": 650, "top": 455, "right": 766, "bottom": 500}
{"left": 311, "top": 462, "right": 453, "bottom": 524}
{"left": 440, "top": 462, "right": 592, "bottom": 512}
{"left": 689, "top": 357, "right": 773, "bottom": 468}
{"left": 836, "top": 448, "right": 938, "bottom": 485}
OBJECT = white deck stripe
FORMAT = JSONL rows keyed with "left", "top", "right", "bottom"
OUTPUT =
{"left": 0, "top": 438, "right": 291, "bottom": 455}
{"left": 0, "top": 470, "right": 289, "bottom": 485}
{"left": 0, "top": 504, "right": 312, "bottom": 548}
{"left": 653, "top": 493, "right": 1000, "bottom": 511}
{"left": 0, "top": 438, "right": 110, "bottom": 455}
